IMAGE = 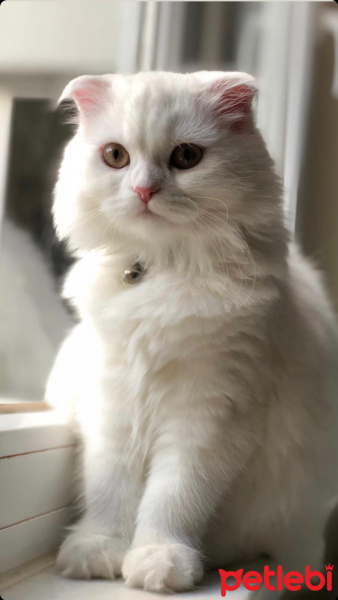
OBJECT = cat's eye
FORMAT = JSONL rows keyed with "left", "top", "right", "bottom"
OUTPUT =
{"left": 170, "top": 144, "right": 202, "bottom": 170}
{"left": 102, "top": 143, "right": 130, "bottom": 169}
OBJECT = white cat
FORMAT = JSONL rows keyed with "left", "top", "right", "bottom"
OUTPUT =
{"left": 47, "top": 71, "right": 338, "bottom": 593}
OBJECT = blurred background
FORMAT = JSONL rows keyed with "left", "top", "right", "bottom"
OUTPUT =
{"left": 0, "top": 0, "right": 337, "bottom": 403}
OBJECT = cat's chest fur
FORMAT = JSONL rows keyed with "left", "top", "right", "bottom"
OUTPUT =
{"left": 65, "top": 253, "right": 249, "bottom": 462}
{"left": 65, "top": 251, "right": 275, "bottom": 454}
{"left": 65, "top": 253, "right": 258, "bottom": 424}
{"left": 66, "top": 253, "right": 233, "bottom": 362}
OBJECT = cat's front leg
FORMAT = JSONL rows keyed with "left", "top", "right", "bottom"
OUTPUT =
{"left": 57, "top": 441, "right": 143, "bottom": 580}
{"left": 122, "top": 412, "right": 256, "bottom": 593}
{"left": 121, "top": 445, "right": 214, "bottom": 592}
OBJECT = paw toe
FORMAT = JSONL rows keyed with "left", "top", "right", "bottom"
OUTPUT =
{"left": 122, "top": 543, "right": 203, "bottom": 593}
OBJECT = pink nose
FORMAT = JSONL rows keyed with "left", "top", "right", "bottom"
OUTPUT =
{"left": 134, "top": 186, "right": 160, "bottom": 204}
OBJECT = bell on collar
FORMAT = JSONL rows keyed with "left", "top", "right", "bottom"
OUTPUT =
{"left": 122, "top": 261, "right": 145, "bottom": 285}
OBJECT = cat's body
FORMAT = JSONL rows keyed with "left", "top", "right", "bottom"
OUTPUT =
{"left": 47, "top": 71, "right": 338, "bottom": 592}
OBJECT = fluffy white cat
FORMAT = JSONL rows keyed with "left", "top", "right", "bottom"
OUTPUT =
{"left": 47, "top": 71, "right": 338, "bottom": 593}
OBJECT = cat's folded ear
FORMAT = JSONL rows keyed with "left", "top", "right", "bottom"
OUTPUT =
{"left": 194, "top": 71, "right": 257, "bottom": 131}
{"left": 58, "top": 74, "right": 113, "bottom": 121}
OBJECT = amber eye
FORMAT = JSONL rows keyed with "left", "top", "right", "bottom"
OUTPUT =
{"left": 102, "top": 143, "right": 130, "bottom": 169}
{"left": 170, "top": 143, "right": 202, "bottom": 170}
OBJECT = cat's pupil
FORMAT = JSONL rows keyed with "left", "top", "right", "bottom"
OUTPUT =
{"left": 183, "top": 148, "right": 191, "bottom": 162}
{"left": 113, "top": 149, "right": 119, "bottom": 161}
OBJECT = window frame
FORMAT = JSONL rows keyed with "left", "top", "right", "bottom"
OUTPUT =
{"left": 0, "top": 77, "right": 74, "bottom": 415}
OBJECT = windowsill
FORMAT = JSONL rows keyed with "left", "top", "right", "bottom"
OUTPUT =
{"left": 0, "top": 410, "right": 75, "bottom": 573}
{"left": 0, "top": 401, "right": 51, "bottom": 415}
{"left": 0, "top": 409, "right": 73, "bottom": 457}
{"left": 1, "top": 565, "right": 251, "bottom": 600}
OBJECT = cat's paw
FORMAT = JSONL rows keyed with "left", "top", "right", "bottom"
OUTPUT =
{"left": 122, "top": 543, "right": 203, "bottom": 593}
{"left": 56, "top": 530, "right": 126, "bottom": 580}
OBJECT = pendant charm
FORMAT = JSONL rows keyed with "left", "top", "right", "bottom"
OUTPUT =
{"left": 122, "top": 261, "right": 145, "bottom": 285}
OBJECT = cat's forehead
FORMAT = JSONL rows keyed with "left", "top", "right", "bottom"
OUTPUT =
{"left": 116, "top": 73, "right": 199, "bottom": 121}
{"left": 120, "top": 72, "right": 197, "bottom": 100}
{"left": 111, "top": 73, "right": 212, "bottom": 148}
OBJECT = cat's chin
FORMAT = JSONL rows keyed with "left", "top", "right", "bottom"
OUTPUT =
{"left": 137, "top": 208, "right": 165, "bottom": 222}
{"left": 134, "top": 206, "right": 193, "bottom": 230}
{"left": 121, "top": 212, "right": 182, "bottom": 245}
{"left": 131, "top": 208, "right": 176, "bottom": 234}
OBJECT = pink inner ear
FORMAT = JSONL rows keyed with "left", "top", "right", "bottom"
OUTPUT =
{"left": 72, "top": 80, "right": 108, "bottom": 113}
{"left": 211, "top": 81, "right": 256, "bottom": 122}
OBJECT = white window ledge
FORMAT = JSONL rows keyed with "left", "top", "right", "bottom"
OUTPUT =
{"left": 1, "top": 565, "right": 251, "bottom": 600}
{"left": 0, "top": 410, "right": 74, "bottom": 457}
{"left": 0, "top": 411, "right": 75, "bottom": 573}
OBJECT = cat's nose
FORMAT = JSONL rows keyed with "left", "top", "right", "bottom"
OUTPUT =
{"left": 134, "top": 186, "right": 160, "bottom": 204}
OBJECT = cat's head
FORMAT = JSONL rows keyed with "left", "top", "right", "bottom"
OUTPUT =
{"left": 54, "top": 71, "right": 282, "bottom": 260}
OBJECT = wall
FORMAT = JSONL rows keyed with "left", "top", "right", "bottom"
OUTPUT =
{"left": 0, "top": 1, "right": 141, "bottom": 75}
{"left": 298, "top": 3, "right": 338, "bottom": 313}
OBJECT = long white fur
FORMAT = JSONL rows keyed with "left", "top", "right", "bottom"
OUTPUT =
{"left": 47, "top": 71, "right": 338, "bottom": 592}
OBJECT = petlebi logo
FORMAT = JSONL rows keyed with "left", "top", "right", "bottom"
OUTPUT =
{"left": 219, "top": 563, "right": 334, "bottom": 596}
